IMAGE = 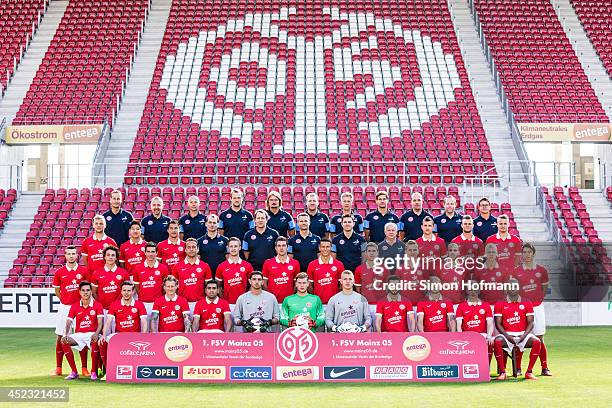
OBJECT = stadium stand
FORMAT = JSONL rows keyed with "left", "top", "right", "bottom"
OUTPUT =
{"left": 0, "top": 189, "right": 17, "bottom": 231}
{"left": 571, "top": 0, "right": 612, "bottom": 76}
{"left": 473, "top": 0, "right": 609, "bottom": 123}
{"left": 11, "top": 0, "right": 150, "bottom": 125}
{"left": 0, "top": 0, "right": 48, "bottom": 94}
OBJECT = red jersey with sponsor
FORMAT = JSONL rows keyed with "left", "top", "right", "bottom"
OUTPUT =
{"left": 307, "top": 258, "right": 344, "bottom": 304}
{"left": 216, "top": 259, "right": 253, "bottom": 304}
{"left": 416, "top": 235, "right": 447, "bottom": 258}
{"left": 68, "top": 300, "right": 104, "bottom": 333}
{"left": 90, "top": 266, "right": 129, "bottom": 309}
{"left": 437, "top": 265, "right": 465, "bottom": 304}
{"left": 262, "top": 257, "right": 299, "bottom": 303}
{"left": 194, "top": 297, "right": 231, "bottom": 331}
{"left": 474, "top": 266, "right": 508, "bottom": 305}
{"left": 376, "top": 300, "right": 413, "bottom": 332}
{"left": 417, "top": 299, "right": 454, "bottom": 332}
{"left": 152, "top": 294, "right": 190, "bottom": 332}
{"left": 451, "top": 234, "right": 484, "bottom": 258}
{"left": 455, "top": 301, "right": 492, "bottom": 333}
{"left": 355, "top": 263, "right": 390, "bottom": 304}
{"left": 52, "top": 265, "right": 89, "bottom": 305}
{"left": 133, "top": 261, "right": 169, "bottom": 303}
{"left": 395, "top": 266, "right": 429, "bottom": 303}
{"left": 171, "top": 259, "right": 212, "bottom": 302}
{"left": 81, "top": 234, "right": 117, "bottom": 274}
{"left": 485, "top": 234, "right": 522, "bottom": 273}
{"left": 494, "top": 300, "right": 534, "bottom": 333}
{"left": 157, "top": 239, "right": 186, "bottom": 268}
{"left": 108, "top": 299, "right": 147, "bottom": 332}
{"left": 514, "top": 265, "right": 549, "bottom": 306}
{"left": 119, "top": 239, "right": 146, "bottom": 275}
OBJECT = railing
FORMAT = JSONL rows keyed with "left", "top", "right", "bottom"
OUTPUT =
{"left": 507, "top": 160, "right": 576, "bottom": 187}
{"left": 10, "top": 116, "right": 106, "bottom": 125}
{"left": 599, "top": 162, "right": 612, "bottom": 190}
{"left": 0, "top": 164, "right": 23, "bottom": 191}
{"left": 0, "top": 117, "right": 6, "bottom": 142}
{"left": 91, "top": 120, "right": 111, "bottom": 186}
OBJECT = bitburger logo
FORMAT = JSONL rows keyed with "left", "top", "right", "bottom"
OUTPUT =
{"left": 164, "top": 335, "right": 193, "bottom": 362}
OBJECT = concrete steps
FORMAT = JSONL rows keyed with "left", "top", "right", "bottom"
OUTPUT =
{"left": 579, "top": 190, "right": 612, "bottom": 242}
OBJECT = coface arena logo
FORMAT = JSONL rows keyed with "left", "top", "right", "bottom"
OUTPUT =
{"left": 276, "top": 326, "right": 319, "bottom": 363}
{"left": 230, "top": 366, "right": 273, "bottom": 381}
{"left": 120, "top": 341, "right": 156, "bottom": 357}
{"left": 439, "top": 340, "right": 475, "bottom": 356}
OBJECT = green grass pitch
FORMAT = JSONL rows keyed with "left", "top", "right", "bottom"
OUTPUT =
{"left": 0, "top": 327, "right": 611, "bottom": 407}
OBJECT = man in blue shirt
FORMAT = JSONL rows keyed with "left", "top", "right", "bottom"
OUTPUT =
{"left": 141, "top": 197, "right": 171, "bottom": 244}
{"left": 103, "top": 189, "right": 133, "bottom": 247}
{"left": 331, "top": 215, "right": 367, "bottom": 272}
{"left": 243, "top": 209, "right": 280, "bottom": 271}
{"left": 197, "top": 213, "right": 229, "bottom": 276}
{"left": 399, "top": 192, "right": 431, "bottom": 242}
{"left": 433, "top": 195, "right": 462, "bottom": 244}
{"left": 288, "top": 213, "right": 321, "bottom": 272}
{"left": 329, "top": 191, "right": 364, "bottom": 236}
{"left": 179, "top": 195, "right": 207, "bottom": 240}
{"left": 266, "top": 191, "right": 295, "bottom": 237}
{"left": 364, "top": 191, "right": 400, "bottom": 243}
{"left": 299, "top": 192, "right": 329, "bottom": 239}
{"left": 219, "top": 188, "right": 254, "bottom": 239}
{"left": 473, "top": 197, "right": 498, "bottom": 242}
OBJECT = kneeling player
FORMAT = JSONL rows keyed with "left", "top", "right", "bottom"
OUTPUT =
{"left": 375, "top": 275, "right": 415, "bottom": 332}
{"left": 61, "top": 281, "right": 104, "bottom": 380}
{"left": 416, "top": 276, "right": 455, "bottom": 332}
{"left": 233, "top": 271, "right": 280, "bottom": 332}
{"left": 455, "top": 280, "right": 494, "bottom": 364}
{"left": 325, "top": 270, "right": 371, "bottom": 332}
{"left": 193, "top": 280, "right": 233, "bottom": 333}
{"left": 280, "top": 273, "right": 325, "bottom": 331}
{"left": 151, "top": 276, "right": 191, "bottom": 332}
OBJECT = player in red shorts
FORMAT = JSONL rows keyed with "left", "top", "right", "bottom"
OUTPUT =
{"left": 455, "top": 280, "right": 494, "bottom": 364}
{"left": 395, "top": 240, "right": 429, "bottom": 303}
{"left": 485, "top": 214, "right": 521, "bottom": 274}
{"left": 216, "top": 237, "right": 253, "bottom": 304}
{"left": 61, "top": 281, "right": 104, "bottom": 380}
{"left": 437, "top": 243, "right": 466, "bottom": 304}
{"left": 375, "top": 275, "right": 415, "bottom": 332}
{"left": 262, "top": 237, "right": 300, "bottom": 303}
{"left": 133, "top": 241, "right": 170, "bottom": 320}
{"left": 193, "top": 280, "right": 233, "bottom": 333}
{"left": 474, "top": 243, "right": 507, "bottom": 305}
{"left": 451, "top": 215, "right": 484, "bottom": 258}
{"left": 119, "top": 221, "right": 146, "bottom": 276}
{"left": 515, "top": 243, "right": 552, "bottom": 376}
{"left": 157, "top": 220, "right": 186, "bottom": 269}
{"left": 81, "top": 214, "right": 117, "bottom": 275}
{"left": 416, "top": 276, "right": 455, "bottom": 332}
{"left": 493, "top": 277, "right": 541, "bottom": 380}
{"left": 416, "top": 216, "right": 447, "bottom": 259}
{"left": 171, "top": 238, "right": 212, "bottom": 312}
{"left": 51, "top": 246, "right": 89, "bottom": 376}
{"left": 151, "top": 276, "right": 191, "bottom": 332}
{"left": 90, "top": 246, "right": 129, "bottom": 312}
{"left": 355, "top": 242, "right": 389, "bottom": 304}
{"left": 97, "top": 281, "right": 147, "bottom": 378}
{"left": 307, "top": 239, "right": 344, "bottom": 304}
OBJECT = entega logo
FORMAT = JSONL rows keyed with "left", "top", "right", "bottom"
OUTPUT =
{"left": 164, "top": 336, "right": 193, "bottom": 362}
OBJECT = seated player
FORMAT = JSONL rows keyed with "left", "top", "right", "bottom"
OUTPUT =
{"left": 233, "top": 271, "right": 280, "bottom": 332}
{"left": 133, "top": 242, "right": 169, "bottom": 321}
{"left": 151, "top": 276, "right": 191, "bottom": 333}
{"left": 307, "top": 239, "right": 344, "bottom": 304}
{"left": 61, "top": 281, "right": 104, "bottom": 380}
{"left": 493, "top": 278, "right": 541, "bottom": 381}
{"left": 171, "top": 238, "right": 212, "bottom": 312}
{"left": 91, "top": 246, "right": 129, "bottom": 312}
{"left": 355, "top": 242, "right": 389, "bottom": 304}
{"left": 325, "top": 270, "right": 371, "bottom": 332}
{"left": 375, "top": 275, "right": 415, "bottom": 332}
{"left": 193, "top": 280, "right": 233, "bottom": 333}
{"left": 416, "top": 276, "right": 456, "bottom": 332}
{"left": 216, "top": 237, "right": 253, "bottom": 304}
{"left": 280, "top": 273, "right": 325, "bottom": 332}
{"left": 455, "top": 280, "right": 494, "bottom": 364}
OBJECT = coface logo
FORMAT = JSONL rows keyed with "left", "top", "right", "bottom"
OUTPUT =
{"left": 439, "top": 340, "right": 475, "bottom": 356}
{"left": 120, "top": 341, "right": 156, "bottom": 357}
{"left": 462, "top": 364, "right": 480, "bottom": 379}
{"left": 116, "top": 365, "right": 133, "bottom": 380}
{"left": 136, "top": 366, "right": 179, "bottom": 379}
{"left": 276, "top": 366, "right": 319, "bottom": 381}
{"left": 369, "top": 366, "right": 413, "bottom": 380}
{"left": 230, "top": 366, "right": 273, "bottom": 381}
{"left": 323, "top": 366, "right": 366, "bottom": 380}
{"left": 416, "top": 365, "right": 459, "bottom": 379}
{"left": 183, "top": 366, "right": 226, "bottom": 380}
{"left": 276, "top": 326, "right": 319, "bottom": 363}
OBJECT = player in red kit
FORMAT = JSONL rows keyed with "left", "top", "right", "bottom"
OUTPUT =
{"left": 416, "top": 276, "right": 455, "bottom": 332}
{"left": 307, "top": 239, "right": 344, "bottom": 304}
{"left": 91, "top": 246, "right": 128, "bottom": 311}
{"left": 51, "top": 246, "right": 89, "bottom": 376}
{"left": 395, "top": 240, "right": 429, "bottom": 303}
{"left": 157, "top": 220, "right": 186, "bottom": 268}
{"left": 171, "top": 238, "right": 212, "bottom": 312}
{"left": 133, "top": 242, "right": 169, "bottom": 318}
{"left": 193, "top": 280, "right": 233, "bottom": 332}
{"left": 119, "top": 221, "right": 146, "bottom": 276}
{"left": 451, "top": 215, "right": 484, "bottom": 258}
{"left": 485, "top": 214, "right": 521, "bottom": 274}
{"left": 455, "top": 280, "right": 494, "bottom": 364}
{"left": 81, "top": 214, "right": 117, "bottom": 275}
{"left": 262, "top": 237, "right": 299, "bottom": 302}
{"left": 61, "top": 281, "right": 104, "bottom": 380}
{"left": 416, "top": 216, "right": 447, "bottom": 259}
{"left": 216, "top": 237, "right": 253, "bottom": 304}
{"left": 376, "top": 275, "right": 415, "bottom": 332}
{"left": 437, "top": 243, "right": 466, "bottom": 304}
{"left": 151, "top": 276, "right": 191, "bottom": 332}
{"left": 474, "top": 243, "right": 507, "bottom": 305}
{"left": 494, "top": 277, "right": 541, "bottom": 380}
{"left": 355, "top": 242, "right": 389, "bottom": 304}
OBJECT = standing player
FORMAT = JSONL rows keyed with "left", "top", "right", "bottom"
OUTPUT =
{"left": 474, "top": 243, "right": 507, "bottom": 305}
{"left": 219, "top": 188, "right": 254, "bottom": 239}
{"left": 416, "top": 216, "right": 447, "bottom": 259}
{"left": 197, "top": 214, "right": 229, "bottom": 276}
{"left": 300, "top": 192, "right": 329, "bottom": 238}
{"left": 364, "top": 191, "right": 399, "bottom": 243}
{"left": 133, "top": 242, "right": 169, "bottom": 319}
{"left": 243, "top": 209, "right": 280, "bottom": 271}
{"left": 119, "top": 221, "right": 146, "bottom": 278}
{"left": 193, "top": 280, "right": 233, "bottom": 332}
{"left": 156, "top": 220, "right": 186, "bottom": 269}
{"left": 485, "top": 214, "right": 522, "bottom": 274}
{"left": 433, "top": 196, "right": 462, "bottom": 244}
{"left": 455, "top": 281, "right": 494, "bottom": 364}
{"left": 280, "top": 273, "right": 325, "bottom": 331}
{"left": 331, "top": 214, "right": 367, "bottom": 272}
{"left": 90, "top": 246, "right": 129, "bottom": 311}
{"left": 326, "top": 271, "right": 371, "bottom": 332}
{"left": 81, "top": 215, "right": 117, "bottom": 275}
{"left": 103, "top": 189, "right": 133, "bottom": 247}
{"left": 171, "top": 238, "right": 212, "bottom": 311}
{"left": 515, "top": 243, "right": 552, "bottom": 376}
{"left": 51, "top": 246, "right": 89, "bottom": 376}
{"left": 307, "top": 239, "right": 344, "bottom": 304}
{"left": 151, "top": 276, "right": 191, "bottom": 333}
{"left": 179, "top": 195, "right": 207, "bottom": 240}
{"left": 377, "top": 223, "right": 405, "bottom": 272}
{"left": 329, "top": 192, "right": 364, "bottom": 235}
{"left": 437, "top": 243, "right": 466, "bottom": 304}
{"left": 399, "top": 192, "right": 431, "bottom": 241}
{"left": 233, "top": 271, "right": 280, "bottom": 332}
{"left": 416, "top": 276, "right": 456, "bottom": 332}
{"left": 355, "top": 243, "right": 389, "bottom": 303}
{"left": 473, "top": 197, "right": 498, "bottom": 242}
{"left": 141, "top": 197, "right": 171, "bottom": 243}
{"left": 288, "top": 213, "right": 320, "bottom": 272}
{"left": 375, "top": 275, "right": 415, "bottom": 332}
{"left": 265, "top": 191, "right": 295, "bottom": 237}
{"left": 451, "top": 215, "right": 484, "bottom": 258}
{"left": 262, "top": 237, "right": 300, "bottom": 303}
{"left": 216, "top": 237, "right": 253, "bottom": 304}
{"left": 61, "top": 281, "right": 104, "bottom": 380}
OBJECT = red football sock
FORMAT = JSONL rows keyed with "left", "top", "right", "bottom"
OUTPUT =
{"left": 99, "top": 342, "right": 108, "bottom": 368}
{"left": 91, "top": 344, "right": 99, "bottom": 374}
{"left": 494, "top": 339, "right": 506, "bottom": 373}
{"left": 79, "top": 348, "right": 88, "bottom": 369}
{"left": 55, "top": 338, "right": 64, "bottom": 368}
{"left": 527, "top": 340, "right": 541, "bottom": 372}
{"left": 487, "top": 343, "right": 493, "bottom": 365}
{"left": 62, "top": 344, "right": 77, "bottom": 373}
{"left": 515, "top": 350, "right": 523, "bottom": 371}
{"left": 539, "top": 341, "right": 548, "bottom": 369}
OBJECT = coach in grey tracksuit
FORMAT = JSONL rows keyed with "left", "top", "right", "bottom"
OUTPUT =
{"left": 325, "top": 270, "right": 372, "bottom": 331}
{"left": 233, "top": 271, "right": 280, "bottom": 332}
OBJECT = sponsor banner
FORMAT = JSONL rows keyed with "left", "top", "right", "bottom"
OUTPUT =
{"left": 0, "top": 289, "right": 59, "bottom": 328}
{"left": 5, "top": 124, "right": 103, "bottom": 144}
{"left": 107, "top": 330, "right": 489, "bottom": 383}
{"left": 518, "top": 123, "right": 611, "bottom": 143}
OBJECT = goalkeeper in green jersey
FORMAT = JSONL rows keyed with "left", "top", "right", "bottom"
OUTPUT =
{"left": 280, "top": 272, "right": 325, "bottom": 331}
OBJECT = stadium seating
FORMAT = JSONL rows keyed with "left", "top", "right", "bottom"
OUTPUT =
{"left": 12, "top": 0, "right": 149, "bottom": 125}
{"left": 571, "top": 0, "right": 612, "bottom": 76}
{"left": 3, "top": 185, "right": 516, "bottom": 287}
{"left": 0, "top": 0, "right": 48, "bottom": 93}
{"left": 473, "top": 0, "right": 609, "bottom": 123}
{"left": 125, "top": 0, "right": 496, "bottom": 184}
{"left": 0, "top": 189, "right": 17, "bottom": 231}
{"left": 606, "top": 186, "right": 612, "bottom": 205}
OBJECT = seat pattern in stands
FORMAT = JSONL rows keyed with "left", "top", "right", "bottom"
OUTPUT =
{"left": 571, "top": 0, "right": 612, "bottom": 76}
{"left": 0, "top": 189, "right": 17, "bottom": 231}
